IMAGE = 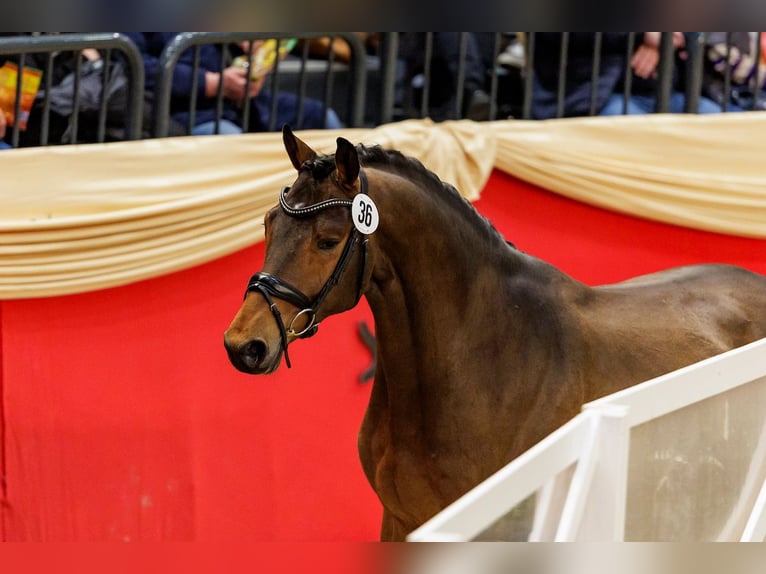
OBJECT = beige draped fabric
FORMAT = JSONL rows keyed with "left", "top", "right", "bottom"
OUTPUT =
{"left": 0, "top": 114, "right": 764, "bottom": 299}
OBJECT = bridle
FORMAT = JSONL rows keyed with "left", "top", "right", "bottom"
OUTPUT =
{"left": 244, "top": 169, "right": 370, "bottom": 368}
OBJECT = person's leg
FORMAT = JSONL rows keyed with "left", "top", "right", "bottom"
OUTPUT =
{"left": 530, "top": 76, "right": 557, "bottom": 119}
{"left": 191, "top": 119, "right": 243, "bottom": 136}
{"left": 695, "top": 94, "right": 726, "bottom": 114}
{"left": 255, "top": 90, "right": 342, "bottom": 130}
{"left": 599, "top": 93, "right": 648, "bottom": 115}
{"left": 434, "top": 33, "right": 487, "bottom": 93}
{"left": 434, "top": 33, "right": 490, "bottom": 119}
{"left": 723, "top": 101, "right": 745, "bottom": 112}
{"left": 323, "top": 107, "right": 343, "bottom": 129}
{"left": 664, "top": 91, "right": 725, "bottom": 114}
{"left": 298, "top": 98, "right": 343, "bottom": 129}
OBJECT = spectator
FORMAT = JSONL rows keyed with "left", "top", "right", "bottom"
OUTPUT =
{"left": 531, "top": 33, "right": 723, "bottom": 119}
{"left": 703, "top": 32, "right": 766, "bottom": 112}
{"left": 1, "top": 33, "right": 132, "bottom": 146}
{"left": 126, "top": 33, "right": 342, "bottom": 135}
{"left": 400, "top": 33, "right": 497, "bottom": 121}
{"left": 0, "top": 33, "right": 72, "bottom": 146}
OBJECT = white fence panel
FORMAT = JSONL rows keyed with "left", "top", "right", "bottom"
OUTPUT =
{"left": 408, "top": 337, "right": 766, "bottom": 542}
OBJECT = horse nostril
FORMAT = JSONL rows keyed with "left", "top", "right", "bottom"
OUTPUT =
{"left": 241, "top": 339, "right": 268, "bottom": 368}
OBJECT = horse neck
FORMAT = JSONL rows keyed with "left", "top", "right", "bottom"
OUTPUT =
{"left": 363, "top": 168, "right": 518, "bottom": 383}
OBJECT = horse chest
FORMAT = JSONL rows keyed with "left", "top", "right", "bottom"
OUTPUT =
{"left": 368, "top": 441, "right": 481, "bottom": 528}
{"left": 360, "top": 410, "right": 497, "bottom": 528}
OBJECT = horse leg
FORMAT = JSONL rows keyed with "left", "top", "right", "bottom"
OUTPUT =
{"left": 380, "top": 510, "right": 409, "bottom": 541}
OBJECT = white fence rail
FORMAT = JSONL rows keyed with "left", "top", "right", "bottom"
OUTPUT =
{"left": 408, "top": 337, "right": 766, "bottom": 542}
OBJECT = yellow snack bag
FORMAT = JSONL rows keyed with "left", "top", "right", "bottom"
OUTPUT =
{"left": 0, "top": 62, "right": 43, "bottom": 130}
{"left": 233, "top": 38, "right": 298, "bottom": 80}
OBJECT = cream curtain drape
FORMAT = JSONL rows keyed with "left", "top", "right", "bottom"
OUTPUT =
{"left": 1, "top": 113, "right": 764, "bottom": 299}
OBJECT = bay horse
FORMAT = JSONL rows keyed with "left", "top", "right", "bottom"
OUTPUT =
{"left": 224, "top": 126, "right": 766, "bottom": 541}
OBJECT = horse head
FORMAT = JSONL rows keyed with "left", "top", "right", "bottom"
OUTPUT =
{"left": 224, "top": 125, "right": 372, "bottom": 374}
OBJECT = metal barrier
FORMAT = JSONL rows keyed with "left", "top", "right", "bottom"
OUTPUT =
{"left": 152, "top": 32, "right": 368, "bottom": 137}
{"left": 408, "top": 337, "right": 766, "bottom": 541}
{"left": 2, "top": 32, "right": 764, "bottom": 149}
{"left": 0, "top": 33, "right": 144, "bottom": 146}
{"left": 378, "top": 32, "right": 766, "bottom": 122}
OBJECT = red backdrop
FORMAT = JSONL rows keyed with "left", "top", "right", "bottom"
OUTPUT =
{"left": 1, "top": 170, "right": 764, "bottom": 541}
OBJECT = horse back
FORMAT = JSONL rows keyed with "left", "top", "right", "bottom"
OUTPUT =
{"left": 571, "top": 263, "right": 766, "bottom": 397}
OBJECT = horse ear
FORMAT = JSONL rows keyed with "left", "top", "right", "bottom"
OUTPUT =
{"left": 282, "top": 124, "right": 317, "bottom": 171}
{"left": 335, "top": 137, "right": 360, "bottom": 186}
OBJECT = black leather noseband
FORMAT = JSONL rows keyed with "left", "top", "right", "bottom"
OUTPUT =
{"left": 245, "top": 170, "right": 370, "bottom": 368}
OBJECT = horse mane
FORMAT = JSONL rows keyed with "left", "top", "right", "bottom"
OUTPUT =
{"left": 308, "top": 144, "right": 512, "bottom": 248}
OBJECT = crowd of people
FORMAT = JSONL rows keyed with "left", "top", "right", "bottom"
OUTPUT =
{"left": 1, "top": 32, "right": 765, "bottom": 149}
{"left": 530, "top": 32, "right": 766, "bottom": 118}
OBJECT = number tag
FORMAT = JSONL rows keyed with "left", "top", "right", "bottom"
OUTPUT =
{"left": 351, "top": 194, "right": 379, "bottom": 234}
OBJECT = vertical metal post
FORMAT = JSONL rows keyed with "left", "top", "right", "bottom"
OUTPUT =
{"left": 240, "top": 39, "right": 253, "bottom": 132}
{"left": 556, "top": 32, "right": 569, "bottom": 118}
{"left": 40, "top": 52, "right": 54, "bottom": 145}
{"left": 295, "top": 40, "right": 310, "bottom": 127}
{"left": 345, "top": 33, "right": 367, "bottom": 127}
{"left": 96, "top": 49, "right": 111, "bottom": 142}
{"left": 522, "top": 32, "right": 535, "bottom": 119}
{"left": 655, "top": 32, "right": 675, "bottom": 113}
{"left": 454, "top": 33, "right": 468, "bottom": 118}
{"left": 488, "top": 32, "right": 501, "bottom": 121}
{"left": 11, "top": 53, "right": 23, "bottom": 147}
{"left": 214, "top": 44, "right": 226, "bottom": 134}
{"left": 754, "top": 33, "right": 763, "bottom": 110}
{"left": 622, "top": 33, "right": 635, "bottom": 114}
{"left": 683, "top": 32, "right": 704, "bottom": 113}
{"left": 422, "top": 33, "right": 434, "bottom": 118}
{"left": 722, "top": 33, "right": 733, "bottom": 112}
{"left": 589, "top": 33, "right": 602, "bottom": 116}
{"left": 378, "top": 32, "right": 398, "bottom": 125}
{"left": 70, "top": 50, "right": 82, "bottom": 143}
{"left": 319, "top": 36, "right": 336, "bottom": 130}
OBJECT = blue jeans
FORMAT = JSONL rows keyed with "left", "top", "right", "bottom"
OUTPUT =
{"left": 192, "top": 109, "right": 342, "bottom": 136}
{"left": 253, "top": 91, "right": 343, "bottom": 130}
{"left": 600, "top": 92, "right": 725, "bottom": 115}
{"left": 192, "top": 119, "right": 243, "bottom": 136}
{"left": 192, "top": 89, "right": 343, "bottom": 136}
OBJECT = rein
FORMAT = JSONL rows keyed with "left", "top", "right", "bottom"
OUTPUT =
{"left": 245, "top": 170, "right": 370, "bottom": 368}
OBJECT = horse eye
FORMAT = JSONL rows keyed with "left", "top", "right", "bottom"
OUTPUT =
{"left": 317, "top": 238, "right": 340, "bottom": 251}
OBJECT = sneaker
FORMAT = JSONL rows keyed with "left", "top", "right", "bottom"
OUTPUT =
{"left": 497, "top": 41, "right": 525, "bottom": 69}
{"left": 464, "top": 89, "right": 491, "bottom": 121}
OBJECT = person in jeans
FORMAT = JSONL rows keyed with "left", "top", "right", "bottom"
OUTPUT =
{"left": 531, "top": 32, "right": 723, "bottom": 119}
{"left": 127, "top": 33, "right": 342, "bottom": 135}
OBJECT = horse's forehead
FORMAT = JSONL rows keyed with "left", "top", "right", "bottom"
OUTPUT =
{"left": 289, "top": 172, "right": 340, "bottom": 206}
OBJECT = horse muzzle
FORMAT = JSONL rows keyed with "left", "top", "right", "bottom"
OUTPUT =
{"left": 223, "top": 334, "right": 281, "bottom": 375}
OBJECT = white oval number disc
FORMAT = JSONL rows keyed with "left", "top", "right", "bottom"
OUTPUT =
{"left": 352, "top": 194, "right": 379, "bottom": 234}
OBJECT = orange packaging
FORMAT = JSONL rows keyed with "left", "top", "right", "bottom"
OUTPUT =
{"left": 0, "top": 61, "right": 43, "bottom": 130}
